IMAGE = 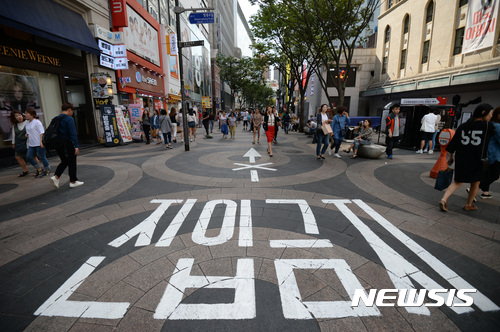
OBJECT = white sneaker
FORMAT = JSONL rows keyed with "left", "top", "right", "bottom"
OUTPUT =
{"left": 423, "top": 149, "right": 428, "bottom": 153}
{"left": 428, "top": 150, "right": 434, "bottom": 154}
{"left": 416, "top": 150, "right": 423, "bottom": 154}
{"left": 334, "top": 153, "right": 341, "bottom": 158}
{"left": 69, "top": 181, "right": 84, "bottom": 188}
{"left": 50, "top": 176, "right": 59, "bottom": 189}
{"left": 190, "top": 138, "right": 192, "bottom": 142}
{"left": 328, "top": 149, "right": 332, "bottom": 155}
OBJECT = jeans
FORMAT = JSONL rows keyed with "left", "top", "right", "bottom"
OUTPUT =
{"left": 316, "top": 131, "right": 329, "bottom": 156}
{"left": 143, "top": 124, "right": 151, "bottom": 143}
{"left": 332, "top": 137, "right": 343, "bottom": 153}
{"left": 209, "top": 120, "right": 214, "bottom": 133}
{"left": 479, "top": 161, "right": 500, "bottom": 192}
{"left": 424, "top": 130, "right": 439, "bottom": 150}
{"left": 26, "top": 146, "right": 50, "bottom": 171}
{"left": 385, "top": 136, "right": 399, "bottom": 156}
{"left": 55, "top": 142, "right": 78, "bottom": 182}
{"left": 354, "top": 139, "right": 371, "bottom": 149}
{"left": 162, "top": 132, "right": 172, "bottom": 145}
{"left": 229, "top": 125, "right": 236, "bottom": 137}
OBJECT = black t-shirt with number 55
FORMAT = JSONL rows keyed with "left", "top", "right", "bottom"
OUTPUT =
{"left": 447, "top": 120, "right": 494, "bottom": 183}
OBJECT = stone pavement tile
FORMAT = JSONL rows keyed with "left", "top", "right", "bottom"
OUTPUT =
{"left": 437, "top": 217, "right": 495, "bottom": 238}
{"left": 281, "top": 247, "right": 322, "bottom": 260}
{"left": 0, "top": 217, "right": 25, "bottom": 233}
{"left": 62, "top": 215, "right": 110, "bottom": 235}
{"left": 246, "top": 240, "right": 285, "bottom": 260}
{"left": 75, "top": 204, "right": 123, "bottom": 222}
{"left": 353, "top": 261, "right": 395, "bottom": 290}
{"left": 99, "top": 280, "right": 145, "bottom": 306}
{"left": 104, "top": 204, "right": 146, "bottom": 222}
{"left": 199, "top": 257, "right": 233, "bottom": 277}
{"left": 123, "top": 257, "right": 176, "bottom": 292}
{"left": 166, "top": 244, "right": 213, "bottom": 266}
{"left": 309, "top": 246, "right": 369, "bottom": 271}
{"left": 313, "top": 268, "right": 350, "bottom": 299}
{"left": 69, "top": 322, "right": 117, "bottom": 332}
{"left": 208, "top": 240, "right": 246, "bottom": 259}
{"left": 303, "top": 285, "right": 344, "bottom": 302}
{"left": 397, "top": 221, "right": 435, "bottom": 239}
{"left": 258, "top": 258, "right": 278, "bottom": 284}
{"left": 77, "top": 255, "right": 142, "bottom": 298}
{"left": 251, "top": 227, "right": 271, "bottom": 241}
{"left": 25, "top": 316, "right": 77, "bottom": 332}
{"left": 360, "top": 306, "right": 411, "bottom": 332}
{"left": 116, "top": 307, "right": 163, "bottom": 332}
{"left": 134, "top": 281, "right": 168, "bottom": 312}
{"left": 233, "top": 256, "right": 263, "bottom": 276}
{"left": 494, "top": 231, "right": 500, "bottom": 241}
{"left": 0, "top": 231, "right": 34, "bottom": 250}
{"left": 128, "top": 238, "right": 186, "bottom": 266}
{"left": 396, "top": 306, "right": 460, "bottom": 332}
{"left": 291, "top": 269, "right": 329, "bottom": 300}
{"left": 318, "top": 317, "right": 368, "bottom": 332}
{"left": 9, "top": 229, "right": 68, "bottom": 255}
{"left": 0, "top": 249, "right": 21, "bottom": 267}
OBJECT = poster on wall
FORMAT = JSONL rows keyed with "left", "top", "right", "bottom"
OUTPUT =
{"left": 91, "top": 73, "right": 110, "bottom": 98}
{"left": 462, "top": 0, "right": 499, "bottom": 54}
{"left": 123, "top": 5, "right": 160, "bottom": 66}
{"left": 0, "top": 73, "right": 42, "bottom": 145}
{"left": 128, "top": 103, "right": 143, "bottom": 140}
{"left": 100, "top": 105, "right": 121, "bottom": 146}
{"left": 115, "top": 108, "right": 133, "bottom": 143}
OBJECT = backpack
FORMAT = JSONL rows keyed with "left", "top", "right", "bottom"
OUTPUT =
{"left": 43, "top": 116, "right": 64, "bottom": 150}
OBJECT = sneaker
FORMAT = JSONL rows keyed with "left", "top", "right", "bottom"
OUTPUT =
{"left": 34, "top": 169, "right": 42, "bottom": 178}
{"left": 423, "top": 149, "right": 428, "bottom": 153}
{"left": 194, "top": 137, "right": 196, "bottom": 141}
{"left": 481, "top": 193, "right": 493, "bottom": 199}
{"left": 465, "top": 188, "right": 478, "bottom": 202}
{"left": 50, "top": 176, "right": 59, "bottom": 189}
{"left": 69, "top": 181, "right": 84, "bottom": 188}
{"left": 416, "top": 150, "right": 423, "bottom": 154}
{"left": 387, "top": 155, "right": 392, "bottom": 159}
{"left": 190, "top": 138, "right": 192, "bottom": 142}
{"left": 334, "top": 153, "right": 341, "bottom": 159}
{"left": 428, "top": 150, "right": 434, "bottom": 155}
{"left": 328, "top": 149, "right": 332, "bottom": 155}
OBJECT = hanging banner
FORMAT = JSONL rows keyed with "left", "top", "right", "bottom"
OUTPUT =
{"left": 462, "top": 0, "right": 499, "bottom": 54}
{"left": 129, "top": 103, "right": 143, "bottom": 140}
{"left": 100, "top": 105, "right": 121, "bottom": 146}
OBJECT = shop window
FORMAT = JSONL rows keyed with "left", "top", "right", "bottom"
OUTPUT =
{"left": 426, "top": 1, "right": 434, "bottom": 24}
{"left": 421, "top": 40, "right": 430, "bottom": 63}
{"left": 327, "top": 67, "right": 357, "bottom": 87}
{"left": 453, "top": 27, "right": 465, "bottom": 55}
{"left": 382, "top": 56, "right": 388, "bottom": 74}
{"left": 400, "top": 49, "right": 407, "bottom": 70}
{"left": 459, "top": 0, "right": 468, "bottom": 7}
{"left": 403, "top": 15, "right": 410, "bottom": 34}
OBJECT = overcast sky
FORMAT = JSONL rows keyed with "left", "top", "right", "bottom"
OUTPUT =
{"left": 239, "top": 0, "right": 259, "bottom": 25}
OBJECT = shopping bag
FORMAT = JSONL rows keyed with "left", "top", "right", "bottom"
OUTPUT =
{"left": 434, "top": 168, "right": 454, "bottom": 191}
{"left": 322, "top": 123, "right": 333, "bottom": 135}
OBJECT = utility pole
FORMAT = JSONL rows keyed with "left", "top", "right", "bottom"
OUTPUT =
{"left": 174, "top": 1, "right": 214, "bottom": 151}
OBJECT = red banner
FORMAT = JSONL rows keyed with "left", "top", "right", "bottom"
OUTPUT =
{"left": 111, "top": 0, "right": 128, "bottom": 28}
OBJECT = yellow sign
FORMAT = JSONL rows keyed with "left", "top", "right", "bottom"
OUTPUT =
{"left": 202, "top": 96, "right": 212, "bottom": 109}
{"left": 0, "top": 45, "right": 61, "bottom": 66}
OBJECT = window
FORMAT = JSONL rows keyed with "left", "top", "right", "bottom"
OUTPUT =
{"left": 385, "top": 26, "right": 391, "bottom": 43}
{"left": 459, "top": 0, "right": 468, "bottom": 7}
{"left": 453, "top": 27, "right": 465, "bottom": 55}
{"left": 388, "top": 0, "right": 393, "bottom": 9}
{"left": 426, "top": 2, "right": 434, "bottom": 23}
{"left": 400, "top": 49, "right": 407, "bottom": 70}
{"left": 404, "top": 15, "right": 410, "bottom": 34}
{"left": 422, "top": 41, "right": 430, "bottom": 63}
{"left": 382, "top": 56, "right": 388, "bottom": 74}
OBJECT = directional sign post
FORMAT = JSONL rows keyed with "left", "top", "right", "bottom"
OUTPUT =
{"left": 188, "top": 12, "right": 215, "bottom": 24}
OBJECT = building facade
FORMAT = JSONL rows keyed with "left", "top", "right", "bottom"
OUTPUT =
{"left": 362, "top": 0, "right": 500, "bottom": 119}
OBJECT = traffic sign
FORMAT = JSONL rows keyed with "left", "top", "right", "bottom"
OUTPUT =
{"left": 180, "top": 40, "right": 204, "bottom": 48}
{"left": 188, "top": 12, "right": 215, "bottom": 24}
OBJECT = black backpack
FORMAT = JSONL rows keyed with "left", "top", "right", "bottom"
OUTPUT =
{"left": 43, "top": 116, "right": 64, "bottom": 150}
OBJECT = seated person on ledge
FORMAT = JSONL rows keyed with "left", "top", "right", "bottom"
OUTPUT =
{"left": 304, "top": 119, "right": 317, "bottom": 136}
{"left": 344, "top": 119, "right": 373, "bottom": 158}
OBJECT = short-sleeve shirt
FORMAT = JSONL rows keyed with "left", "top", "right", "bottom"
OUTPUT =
{"left": 25, "top": 119, "right": 44, "bottom": 147}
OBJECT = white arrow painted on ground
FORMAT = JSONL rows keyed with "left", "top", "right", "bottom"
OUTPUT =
{"left": 243, "top": 148, "right": 261, "bottom": 163}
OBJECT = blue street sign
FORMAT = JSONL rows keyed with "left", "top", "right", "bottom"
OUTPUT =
{"left": 188, "top": 12, "right": 215, "bottom": 24}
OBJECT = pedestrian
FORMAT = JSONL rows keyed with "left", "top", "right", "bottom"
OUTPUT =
{"left": 416, "top": 108, "right": 438, "bottom": 154}
{"left": 141, "top": 109, "right": 151, "bottom": 144}
{"left": 159, "top": 109, "right": 173, "bottom": 149}
{"left": 439, "top": 103, "right": 495, "bottom": 212}
{"left": 329, "top": 106, "right": 350, "bottom": 158}
{"left": 220, "top": 110, "right": 229, "bottom": 138}
{"left": 169, "top": 108, "right": 178, "bottom": 143}
{"left": 249, "top": 110, "right": 254, "bottom": 133}
{"left": 50, "top": 102, "right": 84, "bottom": 188}
{"left": 344, "top": 119, "right": 373, "bottom": 159}
{"left": 228, "top": 111, "right": 238, "bottom": 139}
{"left": 241, "top": 108, "right": 248, "bottom": 130}
{"left": 478, "top": 106, "right": 500, "bottom": 199}
{"left": 25, "top": 108, "right": 50, "bottom": 178}
{"left": 187, "top": 108, "right": 197, "bottom": 141}
{"left": 424, "top": 110, "right": 440, "bottom": 153}
{"left": 176, "top": 109, "right": 184, "bottom": 143}
{"left": 252, "top": 107, "right": 263, "bottom": 144}
{"left": 197, "top": 108, "right": 203, "bottom": 128}
{"left": 385, "top": 103, "right": 401, "bottom": 159}
{"left": 263, "top": 105, "right": 277, "bottom": 157}
{"left": 272, "top": 106, "right": 280, "bottom": 143}
{"left": 202, "top": 108, "right": 210, "bottom": 137}
{"left": 316, "top": 104, "right": 332, "bottom": 160}
{"left": 152, "top": 109, "right": 161, "bottom": 144}
{"left": 9, "top": 110, "right": 30, "bottom": 177}
{"left": 282, "top": 111, "right": 290, "bottom": 134}
{"left": 209, "top": 111, "right": 215, "bottom": 133}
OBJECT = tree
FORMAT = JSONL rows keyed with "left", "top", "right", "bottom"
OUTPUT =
{"left": 250, "top": 0, "right": 324, "bottom": 131}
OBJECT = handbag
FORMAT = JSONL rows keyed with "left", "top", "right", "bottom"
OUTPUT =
{"left": 322, "top": 122, "right": 333, "bottom": 135}
{"left": 434, "top": 167, "right": 454, "bottom": 191}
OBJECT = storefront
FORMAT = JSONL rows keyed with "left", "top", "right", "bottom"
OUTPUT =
{"left": 0, "top": 0, "right": 100, "bottom": 164}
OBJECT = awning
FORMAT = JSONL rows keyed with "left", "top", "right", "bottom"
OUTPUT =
{"left": 0, "top": 0, "right": 100, "bottom": 55}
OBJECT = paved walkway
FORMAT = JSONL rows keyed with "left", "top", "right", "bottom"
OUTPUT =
{"left": 0, "top": 128, "right": 499, "bottom": 331}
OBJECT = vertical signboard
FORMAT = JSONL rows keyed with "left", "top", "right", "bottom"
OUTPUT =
{"left": 111, "top": 0, "right": 128, "bottom": 28}
{"left": 100, "top": 105, "right": 121, "bottom": 146}
{"left": 129, "top": 104, "right": 143, "bottom": 140}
